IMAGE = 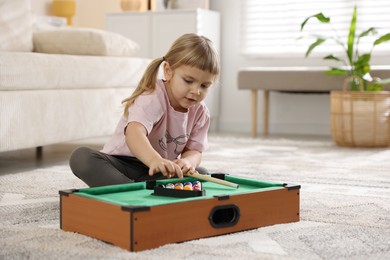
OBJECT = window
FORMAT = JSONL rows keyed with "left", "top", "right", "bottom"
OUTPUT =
{"left": 240, "top": 0, "right": 390, "bottom": 58}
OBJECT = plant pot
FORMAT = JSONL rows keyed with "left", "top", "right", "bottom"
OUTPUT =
{"left": 330, "top": 90, "right": 390, "bottom": 147}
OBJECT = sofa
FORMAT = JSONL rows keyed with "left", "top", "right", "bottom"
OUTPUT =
{"left": 0, "top": 0, "right": 150, "bottom": 153}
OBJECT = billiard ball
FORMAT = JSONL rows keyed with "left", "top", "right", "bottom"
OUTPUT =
{"left": 193, "top": 185, "right": 202, "bottom": 191}
{"left": 192, "top": 181, "right": 202, "bottom": 191}
{"left": 183, "top": 184, "right": 193, "bottom": 191}
{"left": 166, "top": 183, "right": 175, "bottom": 189}
{"left": 183, "top": 181, "right": 192, "bottom": 187}
{"left": 174, "top": 182, "right": 184, "bottom": 190}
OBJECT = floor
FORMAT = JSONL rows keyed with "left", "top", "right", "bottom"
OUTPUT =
{"left": 0, "top": 137, "right": 108, "bottom": 176}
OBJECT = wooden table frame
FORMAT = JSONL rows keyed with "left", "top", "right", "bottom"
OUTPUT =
{"left": 59, "top": 178, "right": 300, "bottom": 252}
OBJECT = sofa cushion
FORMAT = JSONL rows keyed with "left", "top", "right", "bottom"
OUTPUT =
{"left": 0, "top": 0, "right": 33, "bottom": 52}
{"left": 33, "top": 28, "right": 140, "bottom": 57}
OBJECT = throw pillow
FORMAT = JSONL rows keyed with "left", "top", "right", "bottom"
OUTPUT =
{"left": 33, "top": 28, "right": 140, "bottom": 57}
{"left": 0, "top": 0, "right": 34, "bottom": 52}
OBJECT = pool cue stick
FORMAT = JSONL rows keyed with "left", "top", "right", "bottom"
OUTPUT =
{"left": 186, "top": 171, "right": 239, "bottom": 188}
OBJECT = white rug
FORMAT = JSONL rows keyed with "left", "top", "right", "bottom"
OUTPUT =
{"left": 1, "top": 135, "right": 390, "bottom": 259}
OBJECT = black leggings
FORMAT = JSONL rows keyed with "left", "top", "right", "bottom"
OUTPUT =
{"left": 69, "top": 147, "right": 208, "bottom": 187}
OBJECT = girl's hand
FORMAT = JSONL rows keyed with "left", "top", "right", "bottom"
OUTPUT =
{"left": 148, "top": 157, "right": 183, "bottom": 179}
{"left": 173, "top": 158, "right": 196, "bottom": 176}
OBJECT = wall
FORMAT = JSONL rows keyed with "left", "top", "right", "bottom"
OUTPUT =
{"left": 209, "top": 0, "right": 390, "bottom": 136}
{"left": 31, "top": 0, "right": 51, "bottom": 15}
{"left": 73, "top": 0, "right": 122, "bottom": 29}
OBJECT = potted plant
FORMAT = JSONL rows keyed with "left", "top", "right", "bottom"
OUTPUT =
{"left": 300, "top": 5, "right": 390, "bottom": 147}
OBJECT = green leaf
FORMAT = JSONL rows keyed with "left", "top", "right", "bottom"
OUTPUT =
{"left": 354, "top": 64, "right": 370, "bottom": 77}
{"left": 325, "top": 68, "right": 349, "bottom": 76}
{"left": 358, "top": 27, "right": 377, "bottom": 38}
{"left": 305, "top": 38, "right": 326, "bottom": 57}
{"left": 301, "top": 13, "right": 330, "bottom": 31}
{"left": 314, "top": 13, "right": 330, "bottom": 23}
{"left": 324, "top": 55, "right": 342, "bottom": 62}
{"left": 354, "top": 54, "right": 371, "bottom": 68}
{"left": 366, "top": 83, "right": 383, "bottom": 91}
{"left": 347, "top": 5, "right": 357, "bottom": 64}
{"left": 374, "top": 33, "right": 390, "bottom": 46}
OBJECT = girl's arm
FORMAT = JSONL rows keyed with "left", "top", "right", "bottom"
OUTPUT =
{"left": 125, "top": 122, "right": 183, "bottom": 178}
{"left": 174, "top": 149, "right": 202, "bottom": 174}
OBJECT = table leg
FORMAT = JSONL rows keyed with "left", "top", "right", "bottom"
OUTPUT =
{"left": 251, "top": 90, "right": 257, "bottom": 137}
{"left": 263, "top": 90, "right": 269, "bottom": 136}
{"left": 36, "top": 146, "right": 43, "bottom": 160}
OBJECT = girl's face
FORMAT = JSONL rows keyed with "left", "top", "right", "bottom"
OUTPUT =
{"left": 164, "top": 64, "right": 216, "bottom": 112}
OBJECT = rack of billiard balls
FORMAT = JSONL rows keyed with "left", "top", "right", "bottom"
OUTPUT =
{"left": 153, "top": 181, "right": 205, "bottom": 198}
{"left": 164, "top": 181, "right": 202, "bottom": 191}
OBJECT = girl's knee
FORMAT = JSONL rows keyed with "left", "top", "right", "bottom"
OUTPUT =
{"left": 69, "top": 147, "right": 96, "bottom": 178}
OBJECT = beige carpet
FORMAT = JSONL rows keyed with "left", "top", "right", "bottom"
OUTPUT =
{"left": 1, "top": 135, "right": 390, "bottom": 259}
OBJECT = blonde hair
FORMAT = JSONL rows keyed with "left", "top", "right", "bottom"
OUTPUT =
{"left": 122, "top": 33, "right": 220, "bottom": 116}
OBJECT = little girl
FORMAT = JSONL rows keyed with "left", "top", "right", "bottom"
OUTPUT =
{"left": 69, "top": 33, "right": 220, "bottom": 187}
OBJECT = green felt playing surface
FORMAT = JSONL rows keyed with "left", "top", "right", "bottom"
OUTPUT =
{"left": 74, "top": 175, "right": 284, "bottom": 207}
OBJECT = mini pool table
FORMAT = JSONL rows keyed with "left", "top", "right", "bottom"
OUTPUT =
{"left": 59, "top": 174, "right": 300, "bottom": 252}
